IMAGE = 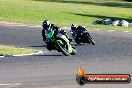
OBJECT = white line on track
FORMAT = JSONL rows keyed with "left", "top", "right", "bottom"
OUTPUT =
{"left": 0, "top": 56, "right": 4, "bottom": 58}
{"left": 107, "top": 30, "right": 115, "bottom": 32}
{"left": 28, "top": 25, "right": 41, "bottom": 28}
{"left": 94, "top": 29, "right": 100, "bottom": 31}
{"left": 124, "top": 31, "right": 129, "bottom": 33}
{"left": 0, "top": 50, "right": 44, "bottom": 58}
{"left": 0, "top": 83, "right": 22, "bottom": 87}
{"left": 129, "top": 33, "right": 132, "bottom": 35}
{"left": 0, "top": 24, "right": 41, "bottom": 28}
{"left": 0, "top": 84, "right": 10, "bottom": 86}
{"left": 36, "top": 50, "right": 44, "bottom": 54}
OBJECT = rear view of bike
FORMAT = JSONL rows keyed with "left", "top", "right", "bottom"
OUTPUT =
{"left": 71, "top": 25, "right": 95, "bottom": 45}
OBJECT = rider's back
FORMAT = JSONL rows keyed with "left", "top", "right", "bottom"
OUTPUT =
{"left": 75, "top": 26, "right": 85, "bottom": 35}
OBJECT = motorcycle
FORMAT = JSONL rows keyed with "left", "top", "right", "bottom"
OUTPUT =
{"left": 70, "top": 26, "right": 95, "bottom": 45}
{"left": 46, "top": 30, "right": 77, "bottom": 56}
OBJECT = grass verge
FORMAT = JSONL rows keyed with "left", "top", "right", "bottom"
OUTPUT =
{"left": 0, "top": 0, "right": 132, "bottom": 31}
{"left": 0, "top": 45, "right": 36, "bottom": 56}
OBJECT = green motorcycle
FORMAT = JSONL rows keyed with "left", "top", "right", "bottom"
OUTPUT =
{"left": 46, "top": 30, "right": 77, "bottom": 56}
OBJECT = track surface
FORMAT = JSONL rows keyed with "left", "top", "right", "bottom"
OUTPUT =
{"left": 0, "top": 25, "right": 132, "bottom": 88}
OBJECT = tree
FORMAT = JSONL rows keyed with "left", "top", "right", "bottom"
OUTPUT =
{"left": 125, "top": 0, "right": 132, "bottom": 2}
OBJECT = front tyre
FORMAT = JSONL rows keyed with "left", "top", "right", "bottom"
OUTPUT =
{"left": 88, "top": 36, "right": 95, "bottom": 45}
{"left": 70, "top": 49, "right": 77, "bottom": 55}
{"left": 55, "top": 41, "right": 70, "bottom": 56}
{"left": 90, "top": 39, "right": 95, "bottom": 45}
{"left": 85, "top": 34, "right": 95, "bottom": 45}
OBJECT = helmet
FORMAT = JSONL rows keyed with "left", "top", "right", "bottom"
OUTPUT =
{"left": 42, "top": 20, "right": 50, "bottom": 29}
{"left": 71, "top": 24, "right": 77, "bottom": 31}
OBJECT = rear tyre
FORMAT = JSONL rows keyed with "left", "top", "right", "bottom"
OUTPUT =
{"left": 75, "top": 36, "right": 81, "bottom": 44}
{"left": 55, "top": 41, "right": 70, "bottom": 56}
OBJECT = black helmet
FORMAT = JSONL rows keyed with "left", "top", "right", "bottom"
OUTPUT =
{"left": 71, "top": 24, "right": 77, "bottom": 30}
{"left": 42, "top": 20, "right": 50, "bottom": 29}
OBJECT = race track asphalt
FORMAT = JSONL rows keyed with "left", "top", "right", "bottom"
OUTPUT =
{"left": 0, "top": 24, "right": 132, "bottom": 88}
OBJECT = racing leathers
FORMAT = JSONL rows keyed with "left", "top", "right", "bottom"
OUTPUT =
{"left": 42, "top": 24, "right": 74, "bottom": 51}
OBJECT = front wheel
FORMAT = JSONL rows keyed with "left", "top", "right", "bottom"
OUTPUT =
{"left": 55, "top": 41, "right": 70, "bottom": 56}
{"left": 88, "top": 36, "right": 95, "bottom": 45}
{"left": 90, "top": 39, "right": 95, "bottom": 45}
{"left": 70, "top": 49, "right": 77, "bottom": 55}
{"left": 85, "top": 34, "right": 95, "bottom": 45}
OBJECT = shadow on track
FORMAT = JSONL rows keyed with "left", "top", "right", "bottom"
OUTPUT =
{"left": 74, "top": 43, "right": 86, "bottom": 46}
{"left": 28, "top": 45, "right": 47, "bottom": 47}
{"left": 34, "top": 54, "right": 63, "bottom": 57}
{"left": 32, "top": 0, "right": 132, "bottom": 8}
{"left": 67, "top": 12, "right": 132, "bottom": 22}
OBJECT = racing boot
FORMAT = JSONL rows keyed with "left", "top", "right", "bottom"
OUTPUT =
{"left": 46, "top": 42, "right": 53, "bottom": 51}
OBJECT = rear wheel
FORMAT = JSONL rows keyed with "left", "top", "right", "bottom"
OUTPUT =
{"left": 75, "top": 36, "right": 81, "bottom": 44}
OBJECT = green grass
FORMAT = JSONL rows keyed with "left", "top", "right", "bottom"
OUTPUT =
{"left": 0, "top": 0, "right": 132, "bottom": 31}
{"left": 0, "top": 45, "right": 36, "bottom": 56}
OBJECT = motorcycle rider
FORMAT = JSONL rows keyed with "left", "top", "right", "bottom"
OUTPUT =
{"left": 42, "top": 20, "right": 59, "bottom": 41}
{"left": 71, "top": 24, "right": 88, "bottom": 38}
{"left": 70, "top": 24, "right": 95, "bottom": 45}
{"left": 42, "top": 20, "right": 74, "bottom": 51}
